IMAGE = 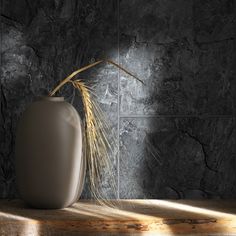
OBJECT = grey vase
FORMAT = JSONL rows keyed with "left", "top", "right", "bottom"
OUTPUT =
{"left": 15, "top": 96, "right": 85, "bottom": 209}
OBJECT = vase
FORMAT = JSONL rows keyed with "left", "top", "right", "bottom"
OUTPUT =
{"left": 15, "top": 96, "right": 85, "bottom": 209}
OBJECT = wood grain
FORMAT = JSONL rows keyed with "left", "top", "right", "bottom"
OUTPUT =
{"left": 1, "top": 200, "right": 236, "bottom": 235}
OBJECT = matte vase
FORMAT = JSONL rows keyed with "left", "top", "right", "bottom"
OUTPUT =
{"left": 15, "top": 96, "right": 85, "bottom": 209}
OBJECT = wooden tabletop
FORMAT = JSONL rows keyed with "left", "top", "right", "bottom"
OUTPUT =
{"left": 1, "top": 199, "right": 236, "bottom": 235}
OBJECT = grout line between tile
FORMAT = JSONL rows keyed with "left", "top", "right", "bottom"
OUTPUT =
{"left": 117, "top": 0, "right": 120, "bottom": 200}
{"left": 120, "top": 115, "right": 235, "bottom": 119}
{"left": 0, "top": 1, "right": 2, "bottom": 68}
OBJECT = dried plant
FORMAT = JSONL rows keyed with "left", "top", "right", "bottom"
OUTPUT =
{"left": 49, "top": 60, "right": 143, "bottom": 206}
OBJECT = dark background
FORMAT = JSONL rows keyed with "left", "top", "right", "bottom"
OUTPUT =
{"left": 0, "top": 0, "right": 235, "bottom": 199}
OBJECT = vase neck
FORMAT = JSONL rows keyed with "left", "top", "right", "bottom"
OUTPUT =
{"left": 42, "top": 96, "right": 64, "bottom": 102}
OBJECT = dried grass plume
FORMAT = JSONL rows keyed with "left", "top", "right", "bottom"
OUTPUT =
{"left": 49, "top": 60, "right": 143, "bottom": 206}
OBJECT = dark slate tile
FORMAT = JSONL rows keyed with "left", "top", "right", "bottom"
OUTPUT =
{"left": 119, "top": 117, "right": 236, "bottom": 199}
{"left": 119, "top": 0, "right": 196, "bottom": 116}
{"left": 1, "top": 0, "right": 119, "bottom": 198}
{"left": 119, "top": 40, "right": 196, "bottom": 115}
{"left": 24, "top": 0, "right": 119, "bottom": 94}
{"left": 1, "top": 0, "right": 34, "bottom": 25}
{"left": 193, "top": 0, "right": 234, "bottom": 43}
{"left": 119, "top": 0, "right": 193, "bottom": 44}
{"left": 0, "top": 21, "right": 44, "bottom": 198}
{"left": 119, "top": 0, "right": 234, "bottom": 116}
{"left": 193, "top": 40, "right": 234, "bottom": 115}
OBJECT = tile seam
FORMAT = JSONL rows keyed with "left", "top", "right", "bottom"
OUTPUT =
{"left": 117, "top": 0, "right": 120, "bottom": 200}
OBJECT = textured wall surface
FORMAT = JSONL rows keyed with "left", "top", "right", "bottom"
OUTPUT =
{"left": 0, "top": 0, "right": 235, "bottom": 199}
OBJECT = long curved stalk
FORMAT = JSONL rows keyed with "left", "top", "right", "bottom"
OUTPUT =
{"left": 49, "top": 59, "right": 143, "bottom": 96}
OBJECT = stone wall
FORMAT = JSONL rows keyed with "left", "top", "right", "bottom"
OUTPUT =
{"left": 0, "top": 0, "right": 235, "bottom": 198}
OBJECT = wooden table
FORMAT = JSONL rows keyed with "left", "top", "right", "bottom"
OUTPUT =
{"left": 1, "top": 199, "right": 236, "bottom": 235}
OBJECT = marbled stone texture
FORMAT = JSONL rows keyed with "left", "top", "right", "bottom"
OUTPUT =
{"left": 0, "top": 0, "right": 235, "bottom": 199}
{"left": 119, "top": 0, "right": 234, "bottom": 116}
{"left": 1, "top": 0, "right": 118, "bottom": 198}
{"left": 120, "top": 117, "right": 236, "bottom": 198}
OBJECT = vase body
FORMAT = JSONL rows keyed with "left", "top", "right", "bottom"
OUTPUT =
{"left": 15, "top": 97, "right": 85, "bottom": 209}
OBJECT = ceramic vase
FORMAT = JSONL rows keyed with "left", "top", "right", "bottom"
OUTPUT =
{"left": 15, "top": 97, "right": 85, "bottom": 209}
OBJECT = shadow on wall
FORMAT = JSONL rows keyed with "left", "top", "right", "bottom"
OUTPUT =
{"left": 118, "top": 0, "right": 235, "bottom": 199}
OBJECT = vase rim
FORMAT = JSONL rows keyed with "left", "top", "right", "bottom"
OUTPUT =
{"left": 41, "top": 96, "right": 64, "bottom": 102}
